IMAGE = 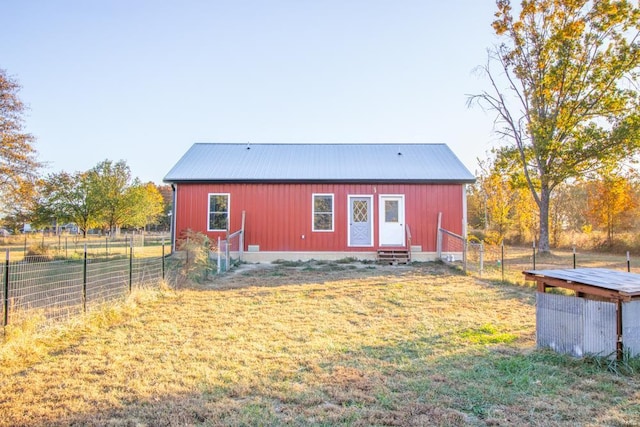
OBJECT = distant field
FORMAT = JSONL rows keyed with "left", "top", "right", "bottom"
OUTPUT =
{"left": 0, "top": 233, "right": 169, "bottom": 261}
{"left": 1, "top": 261, "right": 639, "bottom": 426}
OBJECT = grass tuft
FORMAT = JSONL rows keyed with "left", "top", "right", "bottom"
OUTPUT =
{"left": 459, "top": 323, "right": 518, "bottom": 344}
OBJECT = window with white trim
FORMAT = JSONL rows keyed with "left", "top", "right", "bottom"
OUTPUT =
{"left": 208, "top": 193, "right": 230, "bottom": 231}
{"left": 312, "top": 193, "right": 334, "bottom": 231}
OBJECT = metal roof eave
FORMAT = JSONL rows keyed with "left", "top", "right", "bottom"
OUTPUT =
{"left": 163, "top": 178, "right": 477, "bottom": 184}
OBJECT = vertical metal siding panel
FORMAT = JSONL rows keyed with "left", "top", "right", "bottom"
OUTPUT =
{"left": 293, "top": 184, "right": 305, "bottom": 251}
{"left": 273, "top": 184, "right": 284, "bottom": 251}
{"left": 623, "top": 301, "right": 640, "bottom": 357}
{"left": 584, "top": 299, "right": 617, "bottom": 356}
{"left": 335, "top": 184, "right": 348, "bottom": 250}
{"left": 537, "top": 293, "right": 585, "bottom": 357}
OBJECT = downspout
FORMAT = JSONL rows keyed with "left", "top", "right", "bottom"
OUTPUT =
{"left": 462, "top": 184, "right": 468, "bottom": 270}
{"left": 171, "top": 183, "right": 177, "bottom": 252}
{"left": 462, "top": 184, "right": 468, "bottom": 239}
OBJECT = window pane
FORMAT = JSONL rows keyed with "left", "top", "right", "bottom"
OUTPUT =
{"left": 314, "top": 196, "right": 332, "bottom": 213}
{"left": 314, "top": 213, "right": 332, "bottom": 230}
{"left": 210, "top": 195, "right": 228, "bottom": 212}
{"left": 385, "top": 200, "right": 399, "bottom": 222}
{"left": 353, "top": 200, "right": 368, "bottom": 222}
{"left": 210, "top": 213, "right": 228, "bottom": 230}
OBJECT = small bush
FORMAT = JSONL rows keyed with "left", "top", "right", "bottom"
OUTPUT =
{"left": 176, "top": 229, "right": 214, "bottom": 284}
{"left": 335, "top": 257, "right": 358, "bottom": 264}
{"left": 25, "top": 243, "right": 53, "bottom": 263}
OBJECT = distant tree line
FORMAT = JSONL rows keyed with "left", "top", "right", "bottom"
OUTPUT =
{"left": 3, "top": 158, "right": 171, "bottom": 237}
{"left": 468, "top": 152, "right": 640, "bottom": 251}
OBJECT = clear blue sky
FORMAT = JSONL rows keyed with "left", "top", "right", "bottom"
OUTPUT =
{"left": 2, "top": 1, "right": 500, "bottom": 184}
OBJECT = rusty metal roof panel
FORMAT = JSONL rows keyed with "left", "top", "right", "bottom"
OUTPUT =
{"left": 164, "top": 143, "right": 475, "bottom": 183}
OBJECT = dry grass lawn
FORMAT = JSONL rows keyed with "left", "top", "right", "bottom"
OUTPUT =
{"left": 1, "top": 261, "right": 640, "bottom": 426}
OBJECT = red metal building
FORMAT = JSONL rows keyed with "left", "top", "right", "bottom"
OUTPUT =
{"left": 164, "top": 143, "right": 475, "bottom": 262}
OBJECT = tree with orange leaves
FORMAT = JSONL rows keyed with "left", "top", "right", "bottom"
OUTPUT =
{"left": 469, "top": 0, "right": 640, "bottom": 254}
{"left": 0, "top": 68, "right": 41, "bottom": 215}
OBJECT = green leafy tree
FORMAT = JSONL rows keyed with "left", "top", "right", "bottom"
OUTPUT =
{"left": 37, "top": 171, "right": 102, "bottom": 237}
{"left": 469, "top": 0, "right": 640, "bottom": 253}
{"left": 157, "top": 184, "right": 173, "bottom": 231}
{"left": 125, "top": 181, "right": 165, "bottom": 231}
{"left": 0, "top": 68, "right": 41, "bottom": 215}
{"left": 89, "top": 159, "right": 132, "bottom": 235}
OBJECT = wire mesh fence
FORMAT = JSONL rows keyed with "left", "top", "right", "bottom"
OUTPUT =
{"left": 216, "top": 230, "right": 244, "bottom": 273}
{"left": 457, "top": 241, "right": 640, "bottom": 284}
{"left": 436, "top": 224, "right": 640, "bottom": 281}
{"left": 436, "top": 228, "right": 467, "bottom": 270}
{"left": 1, "top": 247, "right": 174, "bottom": 329}
{"left": 0, "top": 233, "right": 168, "bottom": 262}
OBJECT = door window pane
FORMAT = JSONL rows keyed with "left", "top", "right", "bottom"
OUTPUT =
{"left": 353, "top": 200, "right": 368, "bottom": 223}
{"left": 385, "top": 200, "right": 399, "bottom": 222}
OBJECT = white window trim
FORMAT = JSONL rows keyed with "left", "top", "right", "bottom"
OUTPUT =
{"left": 312, "top": 193, "right": 334, "bottom": 232}
{"left": 207, "top": 193, "right": 230, "bottom": 232}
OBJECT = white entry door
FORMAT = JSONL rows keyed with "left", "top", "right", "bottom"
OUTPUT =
{"left": 379, "top": 195, "right": 405, "bottom": 246}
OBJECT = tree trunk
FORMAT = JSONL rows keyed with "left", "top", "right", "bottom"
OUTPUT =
{"left": 538, "top": 187, "right": 551, "bottom": 254}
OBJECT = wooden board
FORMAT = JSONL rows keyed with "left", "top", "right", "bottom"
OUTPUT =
{"left": 524, "top": 268, "right": 640, "bottom": 301}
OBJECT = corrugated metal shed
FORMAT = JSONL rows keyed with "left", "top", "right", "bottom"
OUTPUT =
{"left": 164, "top": 143, "right": 475, "bottom": 183}
{"left": 525, "top": 268, "right": 640, "bottom": 359}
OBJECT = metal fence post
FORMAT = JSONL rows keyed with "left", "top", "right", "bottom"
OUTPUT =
{"left": 162, "top": 238, "right": 165, "bottom": 280}
{"left": 217, "top": 236, "right": 221, "bottom": 274}
{"left": 129, "top": 238, "right": 133, "bottom": 293}
{"left": 627, "top": 251, "right": 631, "bottom": 273}
{"left": 501, "top": 242, "right": 505, "bottom": 282}
{"left": 83, "top": 243, "right": 87, "bottom": 314}
{"left": 479, "top": 241, "right": 484, "bottom": 277}
{"left": 4, "top": 249, "right": 10, "bottom": 328}
{"left": 462, "top": 239, "right": 467, "bottom": 272}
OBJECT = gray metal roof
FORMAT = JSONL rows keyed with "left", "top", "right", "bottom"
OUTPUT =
{"left": 524, "top": 268, "right": 640, "bottom": 296}
{"left": 164, "top": 143, "right": 476, "bottom": 183}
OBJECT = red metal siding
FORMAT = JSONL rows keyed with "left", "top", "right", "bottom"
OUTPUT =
{"left": 174, "top": 183, "right": 465, "bottom": 252}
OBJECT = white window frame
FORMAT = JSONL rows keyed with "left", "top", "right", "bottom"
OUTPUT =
{"left": 207, "top": 193, "right": 230, "bottom": 231}
{"left": 312, "top": 193, "right": 334, "bottom": 232}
